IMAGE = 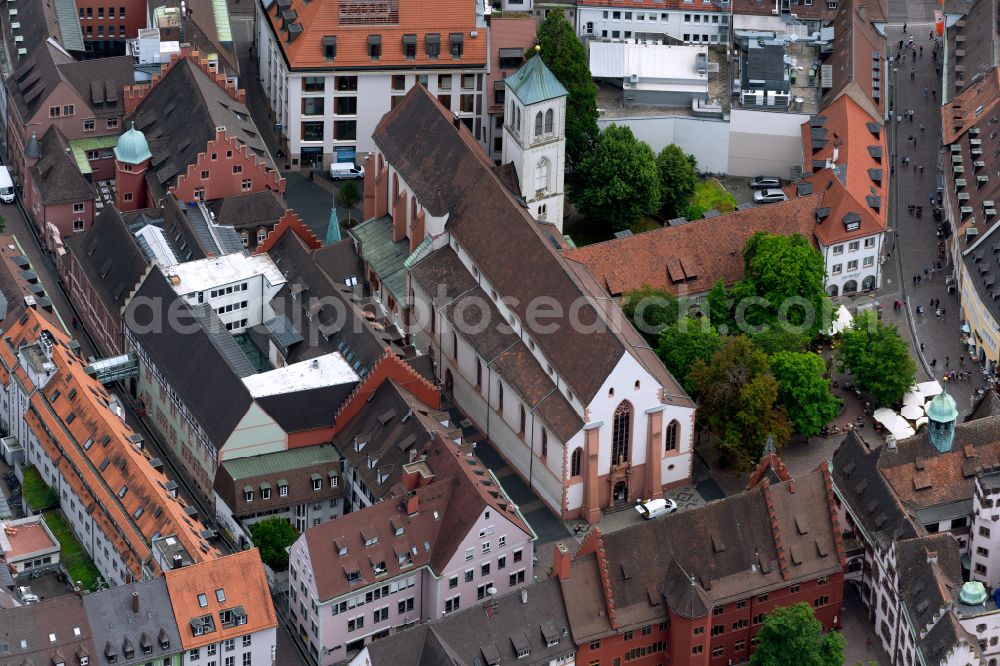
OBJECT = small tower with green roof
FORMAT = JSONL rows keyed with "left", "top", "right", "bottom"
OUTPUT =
{"left": 114, "top": 122, "right": 153, "bottom": 212}
{"left": 501, "top": 48, "right": 568, "bottom": 231}
{"left": 925, "top": 386, "right": 958, "bottom": 453}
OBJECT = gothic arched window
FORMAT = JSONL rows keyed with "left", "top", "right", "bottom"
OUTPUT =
{"left": 611, "top": 401, "right": 633, "bottom": 465}
{"left": 665, "top": 419, "right": 680, "bottom": 452}
{"left": 571, "top": 448, "right": 582, "bottom": 477}
{"left": 544, "top": 108, "right": 554, "bottom": 133}
{"left": 534, "top": 158, "right": 550, "bottom": 194}
{"left": 534, "top": 111, "right": 543, "bottom": 136}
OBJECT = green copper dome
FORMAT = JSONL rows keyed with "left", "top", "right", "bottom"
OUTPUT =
{"left": 925, "top": 389, "right": 958, "bottom": 423}
{"left": 114, "top": 122, "right": 152, "bottom": 165}
{"left": 959, "top": 581, "right": 988, "bottom": 605}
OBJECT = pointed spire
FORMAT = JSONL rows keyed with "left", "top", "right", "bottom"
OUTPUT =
{"left": 325, "top": 206, "right": 341, "bottom": 245}
{"left": 763, "top": 434, "right": 776, "bottom": 456}
{"left": 25, "top": 132, "right": 41, "bottom": 160}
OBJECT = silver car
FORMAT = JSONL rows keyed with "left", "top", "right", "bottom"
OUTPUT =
{"left": 753, "top": 189, "right": 788, "bottom": 204}
{"left": 749, "top": 176, "right": 781, "bottom": 189}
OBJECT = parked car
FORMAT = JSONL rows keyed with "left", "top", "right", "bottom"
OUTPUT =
{"left": 753, "top": 189, "right": 788, "bottom": 204}
{"left": 0, "top": 166, "right": 14, "bottom": 204}
{"left": 329, "top": 162, "right": 365, "bottom": 180}
{"left": 635, "top": 498, "right": 678, "bottom": 520}
{"left": 748, "top": 176, "right": 781, "bottom": 189}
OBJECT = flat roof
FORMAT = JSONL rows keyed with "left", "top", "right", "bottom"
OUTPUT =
{"left": 589, "top": 41, "right": 709, "bottom": 83}
{"left": 242, "top": 353, "right": 359, "bottom": 397}
{"left": 166, "top": 253, "right": 285, "bottom": 295}
{"left": 0, "top": 517, "right": 59, "bottom": 560}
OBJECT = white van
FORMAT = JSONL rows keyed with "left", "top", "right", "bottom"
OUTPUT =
{"left": 0, "top": 166, "right": 14, "bottom": 204}
{"left": 329, "top": 162, "right": 365, "bottom": 181}
{"left": 634, "top": 498, "right": 678, "bottom": 520}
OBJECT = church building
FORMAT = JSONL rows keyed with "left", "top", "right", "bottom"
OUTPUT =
{"left": 355, "top": 57, "right": 695, "bottom": 522}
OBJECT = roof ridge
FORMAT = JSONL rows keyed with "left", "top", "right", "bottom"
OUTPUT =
{"left": 762, "top": 484, "right": 792, "bottom": 581}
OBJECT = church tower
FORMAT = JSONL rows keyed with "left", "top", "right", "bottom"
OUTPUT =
{"left": 501, "top": 49, "right": 568, "bottom": 231}
{"left": 926, "top": 387, "right": 958, "bottom": 453}
{"left": 114, "top": 123, "right": 153, "bottom": 212}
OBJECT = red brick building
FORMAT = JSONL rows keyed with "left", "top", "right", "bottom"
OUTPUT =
{"left": 115, "top": 51, "right": 284, "bottom": 209}
{"left": 555, "top": 456, "right": 846, "bottom": 665}
{"left": 75, "top": 0, "right": 146, "bottom": 55}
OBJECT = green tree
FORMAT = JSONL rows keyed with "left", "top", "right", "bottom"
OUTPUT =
{"left": 739, "top": 232, "right": 831, "bottom": 336}
{"left": 689, "top": 336, "right": 790, "bottom": 469}
{"left": 751, "top": 602, "right": 845, "bottom": 666}
{"left": 532, "top": 13, "right": 599, "bottom": 167}
{"left": 337, "top": 181, "right": 363, "bottom": 226}
{"left": 704, "top": 280, "right": 736, "bottom": 334}
{"left": 656, "top": 144, "right": 698, "bottom": 219}
{"left": 656, "top": 317, "right": 722, "bottom": 394}
{"left": 769, "top": 351, "right": 842, "bottom": 436}
{"left": 574, "top": 125, "right": 661, "bottom": 231}
{"left": 752, "top": 327, "right": 811, "bottom": 355}
{"left": 622, "top": 286, "right": 679, "bottom": 344}
{"left": 249, "top": 518, "right": 299, "bottom": 572}
{"left": 837, "top": 311, "right": 917, "bottom": 406}
{"left": 682, "top": 179, "right": 737, "bottom": 220}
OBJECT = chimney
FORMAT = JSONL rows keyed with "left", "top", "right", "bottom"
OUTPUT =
{"left": 406, "top": 492, "right": 419, "bottom": 516}
{"left": 552, "top": 542, "right": 572, "bottom": 581}
{"left": 132, "top": 591, "right": 140, "bottom": 613}
{"left": 927, "top": 550, "right": 938, "bottom": 564}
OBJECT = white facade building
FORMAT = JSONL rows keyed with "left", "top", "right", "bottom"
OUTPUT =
{"left": 577, "top": 2, "right": 730, "bottom": 44}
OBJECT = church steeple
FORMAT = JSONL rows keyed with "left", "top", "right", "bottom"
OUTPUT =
{"left": 926, "top": 386, "right": 958, "bottom": 453}
{"left": 501, "top": 49, "right": 568, "bottom": 231}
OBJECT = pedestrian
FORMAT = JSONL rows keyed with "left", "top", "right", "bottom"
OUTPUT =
{"left": 911, "top": 67, "right": 916, "bottom": 80}
{"left": 946, "top": 357, "right": 950, "bottom": 367}
{"left": 924, "top": 86, "right": 929, "bottom": 98}
{"left": 919, "top": 44, "right": 923, "bottom": 57}
{"left": 931, "top": 358, "right": 937, "bottom": 367}
{"left": 942, "top": 308, "right": 946, "bottom": 317}
{"left": 936, "top": 309, "right": 942, "bottom": 319}
{"left": 909, "top": 110, "right": 915, "bottom": 121}
{"left": 961, "top": 356, "right": 966, "bottom": 366}
{"left": 898, "top": 114, "right": 903, "bottom": 124}
{"left": 930, "top": 193, "right": 935, "bottom": 205}
{"left": 920, "top": 342, "right": 927, "bottom": 351}
{"left": 898, "top": 39, "right": 905, "bottom": 50}
{"left": 929, "top": 31, "right": 934, "bottom": 40}
{"left": 932, "top": 89, "right": 937, "bottom": 100}
{"left": 919, "top": 164, "right": 925, "bottom": 174}
{"left": 913, "top": 275, "right": 918, "bottom": 285}
{"left": 936, "top": 64, "right": 941, "bottom": 76}
{"left": 903, "top": 22, "right": 907, "bottom": 32}
{"left": 908, "top": 134, "right": 914, "bottom": 144}
{"left": 920, "top": 123, "right": 925, "bottom": 133}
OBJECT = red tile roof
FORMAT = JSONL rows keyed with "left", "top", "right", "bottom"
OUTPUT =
{"left": 163, "top": 549, "right": 277, "bottom": 650}
{"left": 1, "top": 518, "right": 58, "bottom": 559}
{"left": 0, "top": 310, "right": 220, "bottom": 580}
{"left": 798, "top": 94, "right": 887, "bottom": 246}
{"left": 563, "top": 194, "right": 821, "bottom": 297}
{"left": 263, "top": 0, "right": 487, "bottom": 70}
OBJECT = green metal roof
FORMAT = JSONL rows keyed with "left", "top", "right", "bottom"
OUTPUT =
{"left": 53, "top": 0, "right": 85, "bottom": 52}
{"left": 506, "top": 54, "right": 568, "bottom": 106}
{"left": 349, "top": 215, "right": 409, "bottom": 305}
{"left": 115, "top": 124, "right": 153, "bottom": 165}
{"left": 221, "top": 446, "right": 341, "bottom": 480}
{"left": 69, "top": 135, "right": 120, "bottom": 175}
{"left": 211, "top": 0, "right": 233, "bottom": 43}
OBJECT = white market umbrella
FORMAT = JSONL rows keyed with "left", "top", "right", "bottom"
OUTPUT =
{"left": 917, "top": 380, "right": 943, "bottom": 400}
{"left": 915, "top": 416, "right": 929, "bottom": 430}
{"left": 900, "top": 403, "right": 924, "bottom": 421}
{"left": 873, "top": 407, "right": 897, "bottom": 426}
{"left": 827, "top": 305, "right": 853, "bottom": 336}
{"left": 902, "top": 390, "right": 925, "bottom": 407}
{"left": 887, "top": 415, "right": 916, "bottom": 439}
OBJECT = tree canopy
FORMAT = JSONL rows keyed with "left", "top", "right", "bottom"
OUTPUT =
{"left": 656, "top": 317, "right": 723, "bottom": 394}
{"left": 337, "top": 181, "right": 362, "bottom": 225}
{"left": 533, "top": 13, "right": 599, "bottom": 168}
{"left": 750, "top": 603, "right": 845, "bottom": 666}
{"left": 574, "top": 125, "right": 661, "bottom": 231}
{"left": 249, "top": 518, "right": 299, "bottom": 572}
{"left": 689, "top": 336, "right": 790, "bottom": 469}
{"left": 622, "top": 286, "right": 679, "bottom": 344}
{"left": 769, "top": 351, "right": 842, "bottom": 437}
{"left": 837, "top": 311, "right": 917, "bottom": 406}
{"left": 656, "top": 144, "right": 698, "bottom": 219}
{"left": 735, "top": 232, "right": 831, "bottom": 336}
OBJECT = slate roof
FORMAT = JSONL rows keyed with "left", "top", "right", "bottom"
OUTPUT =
{"left": 365, "top": 577, "right": 573, "bottom": 666}
{"left": 207, "top": 190, "right": 286, "bottom": 231}
{"left": 302, "top": 432, "right": 532, "bottom": 602}
{"left": 561, "top": 553, "right": 613, "bottom": 643}
{"left": 312, "top": 239, "right": 364, "bottom": 287}
{"left": 832, "top": 431, "right": 917, "bottom": 547}
{"left": 564, "top": 468, "right": 843, "bottom": 635}
{"left": 64, "top": 206, "right": 150, "bottom": 316}
{"left": 945, "top": 0, "right": 997, "bottom": 96}
{"left": 378, "top": 86, "right": 689, "bottom": 407}
{"left": 129, "top": 58, "right": 271, "bottom": 190}
{"left": 506, "top": 55, "right": 568, "bottom": 105}
{"left": 266, "top": 220, "right": 405, "bottom": 367}
{"left": 896, "top": 534, "right": 963, "bottom": 637}
{"left": 31, "top": 125, "right": 97, "bottom": 206}
{"left": 334, "top": 380, "right": 450, "bottom": 499}
{"left": 256, "top": 383, "right": 357, "bottom": 432}
{"left": 819, "top": 0, "right": 886, "bottom": 121}
{"left": 58, "top": 56, "right": 134, "bottom": 118}
{"left": 0, "top": 594, "right": 96, "bottom": 666}
{"left": 82, "top": 578, "right": 182, "bottom": 666}
{"left": 124, "top": 266, "right": 254, "bottom": 446}
{"left": 564, "top": 194, "right": 820, "bottom": 297}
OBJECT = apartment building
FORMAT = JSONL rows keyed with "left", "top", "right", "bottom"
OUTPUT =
{"left": 82, "top": 578, "right": 185, "bottom": 666}
{"left": 254, "top": 0, "right": 488, "bottom": 169}
{"left": 359, "top": 73, "right": 695, "bottom": 522}
{"left": 287, "top": 432, "right": 535, "bottom": 663}
{"left": 0, "top": 309, "right": 221, "bottom": 586}
{"left": 576, "top": 0, "right": 730, "bottom": 45}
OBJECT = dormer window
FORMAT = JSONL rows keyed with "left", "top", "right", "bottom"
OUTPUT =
{"left": 323, "top": 35, "right": 336, "bottom": 60}
{"left": 373, "top": 560, "right": 387, "bottom": 575}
